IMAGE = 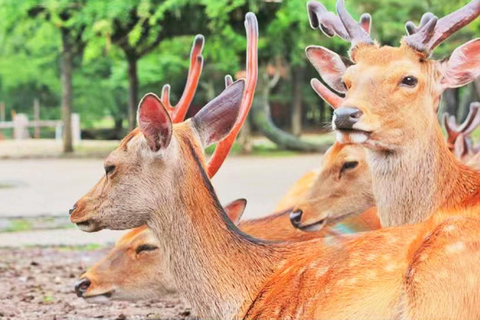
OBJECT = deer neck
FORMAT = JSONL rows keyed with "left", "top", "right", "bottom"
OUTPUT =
{"left": 367, "top": 124, "right": 480, "bottom": 227}
{"left": 147, "top": 138, "right": 283, "bottom": 320}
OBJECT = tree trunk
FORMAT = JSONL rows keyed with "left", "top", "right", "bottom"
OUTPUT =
{"left": 442, "top": 88, "right": 459, "bottom": 117}
{"left": 252, "top": 80, "right": 326, "bottom": 153}
{"left": 60, "top": 28, "right": 74, "bottom": 153}
{"left": 238, "top": 118, "right": 252, "bottom": 153}
{"left": 291, "top": 66, "right": 304, "bottom": 137}
{"left": 126, "top": 54, "right": 139, "bottom": 131}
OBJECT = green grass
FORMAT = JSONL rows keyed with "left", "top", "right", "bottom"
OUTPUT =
{"left": 4, "top": 219, "right": 32, "bottom": 232}
{"left": 56, "top": 243, "right": 104, "bottom": 251}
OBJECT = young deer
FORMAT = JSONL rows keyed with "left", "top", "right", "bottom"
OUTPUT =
{"left": 74, "top": 199, "right": 246, "bottom": 302}
{"left": 306, "top": 0, "right": 480, "bottom": 227}
{"left": 289, "top": 142, "right": 377, "bottom": 231}
{"left": 69, "top": 76, "right": 480, "bottom": 320}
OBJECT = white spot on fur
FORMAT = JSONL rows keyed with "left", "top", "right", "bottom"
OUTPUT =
{"left": 316, "top": 266, "right": 329, "bottom": 278}
{"left": 443, "top": 224, "right": 456, "bottom": 232}
{"left": 366, "top": 254, "right": 377, "bottom": 261}
{"left": 384, "top": 263, "right": 397, "bottom": 272}
{"left": 445, "top": 241, "right": 466, "bottom": 254}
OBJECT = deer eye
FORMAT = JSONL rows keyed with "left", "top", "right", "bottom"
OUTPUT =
{"left": 105, "top": 165, "right": 115, "bottom": 176}
{"left": 400, "top": 76, "right": 418, "bottom": 88}
{"left": 136, "top": 244, "right": 158, "bottom": 254}
{"left": 341, "top": 161, "right": 358, "bottom": 174}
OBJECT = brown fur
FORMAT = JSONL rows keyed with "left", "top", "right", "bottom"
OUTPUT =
{"left": 72, "top": 120, "right": 480, "bottom": 319}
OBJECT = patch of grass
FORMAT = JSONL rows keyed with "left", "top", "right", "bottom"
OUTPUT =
{"left": 57, "top": 243, "right": 104, "bottom": 252}
{"left": 43, "top": 295, "right": 54, "bottom": 304}
{"left": 5, "top": 219, "right": 32, "bottom": 232}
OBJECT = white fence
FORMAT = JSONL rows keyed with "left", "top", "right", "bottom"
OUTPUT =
{"left": 0, "top": 113, "right": 81, "bottom": 143}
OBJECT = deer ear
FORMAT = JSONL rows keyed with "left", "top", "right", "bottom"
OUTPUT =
{"left": 192, "top": 79, "right": 244, "bottom": 147}
{"left": 224, "top": 198, "right": 247, "bottom": 225}
{"left": 306, "top": 46, "right": 349, "bottom": 93}
{"left": 441, "top": 38, "right": 480, "bottom": 88}
{"left": 137, "top": 93, "right": 173, "bottom": 152}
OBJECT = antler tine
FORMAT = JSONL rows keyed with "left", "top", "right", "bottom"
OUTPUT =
{"left": 405, "top": 0, "right": 480, "bottom": 54}
{"left": 458, "top": 102, "right": 480, "bottom": 135}
{"left": 336, "top": 0, "right": 373, "bottom": 46}
{"left": 307, "top": 0, "right": 372, "bottom": 45}
{"left": 206, "top": 12, "right": 258, "bottom": 178}
{"left": 161, "top": 85, "right": 176, "bottom": 114}
{"left": 311, "top": 78, "right": 343, "bottom": 109}
{"left": 443, "top": 112, "right": 456, "bottom": 140}
{"left": 405, "top": 12, "right": 436, "bottom": 35}
{"left": 171, "top": 35, "right": 205, "bottom": 123}
{"left": 453, "top": 133, "right": 468, "bottom": 159}
{"left": 225, "top": 75, "right": 234, "bottom": 88}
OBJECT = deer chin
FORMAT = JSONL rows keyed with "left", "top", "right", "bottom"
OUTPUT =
{"left": 83, "top": 291, "right": 114, "bottom": 304}
{"left": 76, "top": 220, "right": 103, "bottom": 233}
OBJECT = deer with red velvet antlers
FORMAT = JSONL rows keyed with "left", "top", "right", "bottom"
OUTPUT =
{"left": 306, "top": 0, "right": 480, "bottom": 227}
{"left": 70, "top": 11, "right": 480, "bottom": 319}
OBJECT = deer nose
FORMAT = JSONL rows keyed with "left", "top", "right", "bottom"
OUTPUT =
{"left": 290, "top": 210, "right": 303, "bottom": 228}
{"left": 75, "top": 278, "right": 91, "bottom": 297}
{"left": 69, "top": 203, "right": 77, "bottom": 215}
{"left": 333, "top": 107, "right": 363, "bottom": 130}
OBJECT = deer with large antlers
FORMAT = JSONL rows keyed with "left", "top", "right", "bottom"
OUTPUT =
{"left": 306, "top": 0, "right": 480, "bottom": 227}
{"left": 70, "top": 11, "right": 480, "bottom": 319}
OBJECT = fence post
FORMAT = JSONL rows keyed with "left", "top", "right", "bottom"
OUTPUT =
{"left": 13, "top": 114, "right": 29, "bottom": 140}
{"left": 34, "top": 98, "right": 40, "bottom": 139}
{"left": 0, "top": 102, "right": 5, "bottom": 122}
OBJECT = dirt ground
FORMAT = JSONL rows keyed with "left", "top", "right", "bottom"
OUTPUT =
{"left": 0, "top": 247, "right": 193, "bottom": 320}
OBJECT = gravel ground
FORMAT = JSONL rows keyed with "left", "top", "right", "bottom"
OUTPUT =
{"left": 0, "top": 247, "right": 193, "bottom": 320}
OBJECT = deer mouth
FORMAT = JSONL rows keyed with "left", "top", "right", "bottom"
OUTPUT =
{"left": 336, "top": 129, "right": 371, "bottom": 144}
{"left": 297, "top": 218, "right": 328, "bottom": 232}
{"left": 298, "top": 211, "right": 358, "bottom": 233}
{"left": 76, "top": 220, "right": 102, "bottom": 232}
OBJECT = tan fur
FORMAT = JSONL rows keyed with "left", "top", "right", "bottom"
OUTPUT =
{"left": 292, "top": 142, "right": 377, "bottom": 229}
{"left": 332, "top": 43, "right": 480, "bottom": 227}
{"left": 72, "top": 120, "right": 480, "bottom": 319}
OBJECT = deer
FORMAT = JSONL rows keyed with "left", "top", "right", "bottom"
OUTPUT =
{"left": 305, "top": 0, "right": 480, "bottom": 227}
{"left": 68, "top": 75, "right": 480, "bottom": 320}
{"left": 73, "top": 18, "right": 381, "bottom": 305}
{"left": 74, "top": 199, "right": 247, "bottom": 302}
{"left": 70, "top": 11, "right": 480, "bottom": 319}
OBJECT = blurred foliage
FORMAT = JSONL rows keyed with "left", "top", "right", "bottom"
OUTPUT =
{"left": 0, "top": 0, "right": 477, "bottom": 128}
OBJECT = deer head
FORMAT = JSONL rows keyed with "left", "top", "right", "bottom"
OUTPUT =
{"left": 69, "top": 80, "right": 245, "bottom": 232}
{"left": 307, "top": 0, "right": 480, "bottom": 150}
{"left": 289, "top": 143, "right": 374, "bottom": 231}
{"left": 307, "top": 0, "right": 480, "bottom": 226}
{"left": 75, "top": 199, "right": 246, "bottom": 302}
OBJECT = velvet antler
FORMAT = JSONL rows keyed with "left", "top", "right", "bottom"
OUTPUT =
{"left": 206, "top": 13, "right": 258, "bottom": 178}
{"left": 404, "top": 0, "right": 480, "bottom": 54}
{"left": 161, "top": 35, "right": 204, "bottom": 123}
